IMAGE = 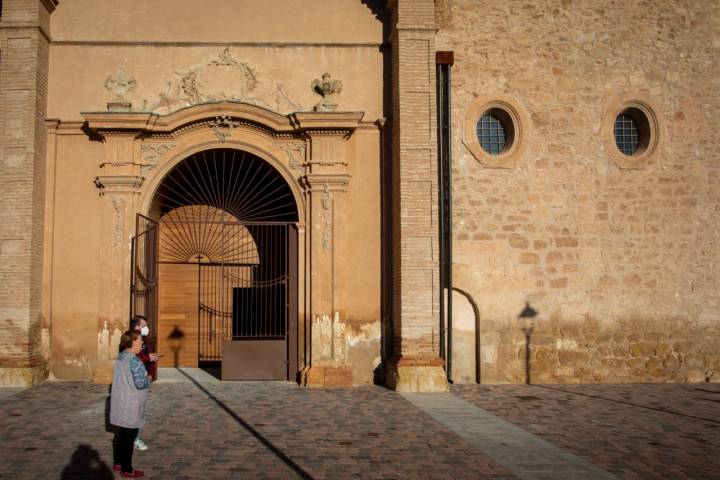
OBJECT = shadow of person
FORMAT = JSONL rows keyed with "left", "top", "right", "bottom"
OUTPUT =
{"left": 59, "top": 444, "right": 114, "bottom": 480}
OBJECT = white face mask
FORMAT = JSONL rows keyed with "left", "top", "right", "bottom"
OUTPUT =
{"left": 140, "top": 326, "right": 150, "bottom": 337}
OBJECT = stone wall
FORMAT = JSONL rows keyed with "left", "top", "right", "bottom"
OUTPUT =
{"left": 438, "top": 0, "right": 720, "bottom": 384}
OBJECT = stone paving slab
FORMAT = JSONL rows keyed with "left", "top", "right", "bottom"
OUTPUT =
{"left": 0, "top": 388, "right": 25, "bottom": 401}
{"left": 403, "top": 392, "right": 617, "bottom": 480}
{"left": 0, "top": 373, "right": 513, "bottom": 479}
{"left": 452, "top": 383, "right": 720, "bottom": 480}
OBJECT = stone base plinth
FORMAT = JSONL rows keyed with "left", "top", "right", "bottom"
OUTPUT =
{"left": 0, "top": 363, "right": 49, "bottom": 387}
{"left": 301, "top": 365, "right": 352, "bottom": 387}
{"left": 92, "top": 362, "right": 114, "bottom": 385}
{"left": 386, "top": 357, "right": 449, "bottom": 392}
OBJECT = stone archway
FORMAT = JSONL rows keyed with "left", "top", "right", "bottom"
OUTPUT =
{"left": 86, "top": 103, "right": 367, "bottom": 385}
{"left": 150, "top": 147, "right": 299, "bottom": 380}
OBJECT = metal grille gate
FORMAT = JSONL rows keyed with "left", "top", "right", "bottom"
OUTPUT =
{"left": 158, "top": 219, "right": 297, "bottom": 380}
{"left": 130, "top": 214, "right": 159, "bottom": 376}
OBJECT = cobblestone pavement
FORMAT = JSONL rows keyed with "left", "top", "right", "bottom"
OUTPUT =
{"left": 2, "top": 376, "right": 718, "bottom": 480}
{"left": 452, "top": 383, "right": 720, "bottom": 480}
{"left": 0, "top": 374, "right": 511, "bottom": 480}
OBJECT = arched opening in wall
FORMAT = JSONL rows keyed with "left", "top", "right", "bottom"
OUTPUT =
{"left": 139, "top": 148, "right": 298, "bottom": 381}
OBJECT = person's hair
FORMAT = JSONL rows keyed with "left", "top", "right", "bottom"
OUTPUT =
{"left": 120, "top": 330, "right": 141, "bottom": 350}
{"left": 129, "top": 315, "right": 146, "bottom": 330}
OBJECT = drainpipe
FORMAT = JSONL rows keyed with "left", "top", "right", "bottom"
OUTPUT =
{"left": 436, "top": 51, "right": 454, "bottom": 383}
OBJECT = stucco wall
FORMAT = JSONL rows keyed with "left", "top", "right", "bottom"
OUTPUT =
{"left": 44, "top": 0, "right": 386, "bottom": 382}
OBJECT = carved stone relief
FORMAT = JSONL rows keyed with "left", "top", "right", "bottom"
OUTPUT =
{"left": 105, "top": 69, "right": 137, "bottom": 112}
{"left": 105, "top": 68, "right": 137, "bottom": 101}
{"left": 321, "top": 183, "right": 333, "bottom": 252}
{"left": 137, "top": 48, "right": 304, "bottom": 115}
{"left": 273, "top": 141, "right": 307, "bottom": 172}
{"left": 140, "top": 142, "right": 176, "bottom": 173}
{"left": 109, "top": 196, "right": 126, "bottom": 253}
{"left": 207, "top": 116, "right": 239, "bottom": 143}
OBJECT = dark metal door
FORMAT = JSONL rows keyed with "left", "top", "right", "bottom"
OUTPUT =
{"left": 130, "top": 214, "right": 159, "bottom": 376}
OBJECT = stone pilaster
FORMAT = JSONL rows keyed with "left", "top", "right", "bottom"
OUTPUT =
{"left": 0, "top": 0, "right": 58, "bottom": 387}
{"left": 293, "top": 114, "right": 361, "bottom": 387}
{"left": 91, "top": 133, "right": 145, "bottom": 384}
{"left": 385, "top": 0, "right": 448, "bottom": 391}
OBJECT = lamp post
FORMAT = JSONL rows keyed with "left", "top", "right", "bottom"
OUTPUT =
{"left": 168, "top": 325, "right": 185, "bottom": 368}
{"left": 518, "top": 303, "right": 538, "bottom": 385}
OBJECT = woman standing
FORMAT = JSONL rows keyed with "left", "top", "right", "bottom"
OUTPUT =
{"left": 130, "top": 315, "right": 159, "bottom": 451}
{"left": 110, "top": 329, "right": 149, "bottom": 478}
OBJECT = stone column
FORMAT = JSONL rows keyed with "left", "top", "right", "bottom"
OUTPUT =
{"left": 385, "top": 0, "right": 448, "bottom": 391}
{"left": 91, "top": 133, "right": 145, "bottom": 383}
{"left": 0, "top": 0, "right": 58, "bottom": 387}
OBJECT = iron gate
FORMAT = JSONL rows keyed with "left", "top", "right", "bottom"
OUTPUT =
{"left": 130, "top": 214, "right": 159, "bottom": 369}
{"left": 159, "top": 220, "right": 297, "bottom": 380}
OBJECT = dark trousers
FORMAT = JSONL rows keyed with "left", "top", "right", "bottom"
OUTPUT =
{"left": 113, "top": 426, "right": 139, "bottom": 473}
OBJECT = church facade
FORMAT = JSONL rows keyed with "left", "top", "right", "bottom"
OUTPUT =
{"left": 1, "top": 0, "right": 718, "bottom": 389}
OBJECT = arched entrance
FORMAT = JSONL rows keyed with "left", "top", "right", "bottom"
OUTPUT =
{"left": 132, "top": 148, "right": 299, "bottom": 380}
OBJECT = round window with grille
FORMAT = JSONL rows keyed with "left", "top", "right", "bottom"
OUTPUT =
{"left": 476, "top": 108, "right": 515, "bottom": 155}
{"left": 614, "top": 107, "right": 651, "bottom": 156}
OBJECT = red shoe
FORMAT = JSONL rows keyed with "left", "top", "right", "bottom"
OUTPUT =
{"left": 121, "top": 470, "right": 144, "bottom": 478}
{"left": 113, "top": 464, "right": 121, "bottom": 472}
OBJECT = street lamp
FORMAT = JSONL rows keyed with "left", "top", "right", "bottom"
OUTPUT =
{"left": 518, "top": 302, "right": 538, "bottom": 385}
{"left": 168, "top": 325, "right": 185, "bottom": 368}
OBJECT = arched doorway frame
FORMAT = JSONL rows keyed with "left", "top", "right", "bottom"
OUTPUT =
{"left": 86, "top": 101, "right": 365, "bottom": 384}
{"left": 138, "top": 139, "right": 307, "bottom": 227}
{"left": 140, "top": 143, "right": 305, "bottom": 381}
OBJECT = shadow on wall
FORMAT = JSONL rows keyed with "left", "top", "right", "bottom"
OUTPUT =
{"left": 60, "top": 444, "right": 114, "bottom": 480}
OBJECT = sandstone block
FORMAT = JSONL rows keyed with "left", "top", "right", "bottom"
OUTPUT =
{"left": 629, "top": 342, "right": 654, "bottom": 357}
{"left": 645, "top": 358, "right": 663, "bottom": 370}
{"left": 655, "top": 343, "right": 673, "bottom": 356}
{"left": 520, "top": 252, "right": 539, "bottom": 264}
{"left": 558, "top": 350, "right": 589, "bottom": 366}
{"left": 686, "top": 369, "right": 706, "bottom": 383}
{"left": 684, "top": 354, "right": 704, "bottom": 369}
{"left": 534, "top": 346, "right": 555, "bottom": 361}
{"left": 509, "top": 234, "right": 529, "bottom": 249}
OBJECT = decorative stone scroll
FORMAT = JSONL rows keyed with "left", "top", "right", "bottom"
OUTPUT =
{"left": 139, "top": 143, "right": 176, "bottom": 173}
{"left": 272, "top": 140, "right": 307, "bottom": 172}
{"left": 209, "top": 116, "right": 240, "bottom": 143}
{"left": 140, "top": 48, "right": 305, "bottom": 115}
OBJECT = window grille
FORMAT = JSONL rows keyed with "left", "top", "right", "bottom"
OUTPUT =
{"left": 614, "top": 114, "right": 639, "bottom": 155}
{"left": 476, "top": 113, "right": 506, "bottom": 155}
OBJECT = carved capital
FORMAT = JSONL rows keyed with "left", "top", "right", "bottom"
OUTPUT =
{"left": 301, "top": 174, "right": 351, "bottom": 192}
{"left": 94, "top": 175, "right": 145, "bottom": 196}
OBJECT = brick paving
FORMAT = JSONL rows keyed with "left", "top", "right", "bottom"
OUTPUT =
{"left": 0, "top": 376, "right": 511, "bottom": 480}
{"left": 452, "top": 383, "right": 720, "bottom": 480}
{"left": 2, "top": 378, "right": 719, "bottom": 479}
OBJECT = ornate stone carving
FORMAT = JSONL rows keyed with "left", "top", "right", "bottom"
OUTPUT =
{"left": 321, "top": 183, "right": 333, "bottom": 252}
{"left": 312, "top": 73, "right": 343, "bottom": 112}
{"left": 142, "top": 48, "right": 304, "bottom": 114}
{"left": 110, "top": 196, "right": 126, "bottom": 253}
{"left": 140, "top": 142, "right": 176, "bottom": 173}
{"left": 105, "top": 69, "right": 137, "bottom": 112}
{"left": 209, "top": 116, "right": 239, "bottom": 143}
{"left": 273, "top": 141, "right": 306, "bottom": 172}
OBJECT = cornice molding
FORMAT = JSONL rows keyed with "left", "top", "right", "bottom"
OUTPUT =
{"left": 82, "top": 102, "right": 365, "bottom": 140}
{"left": 94, "top": 175, "right": 145, "bottom": 195}
{"left": 40, "top": 0, "right": 60, "bottom": 13}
